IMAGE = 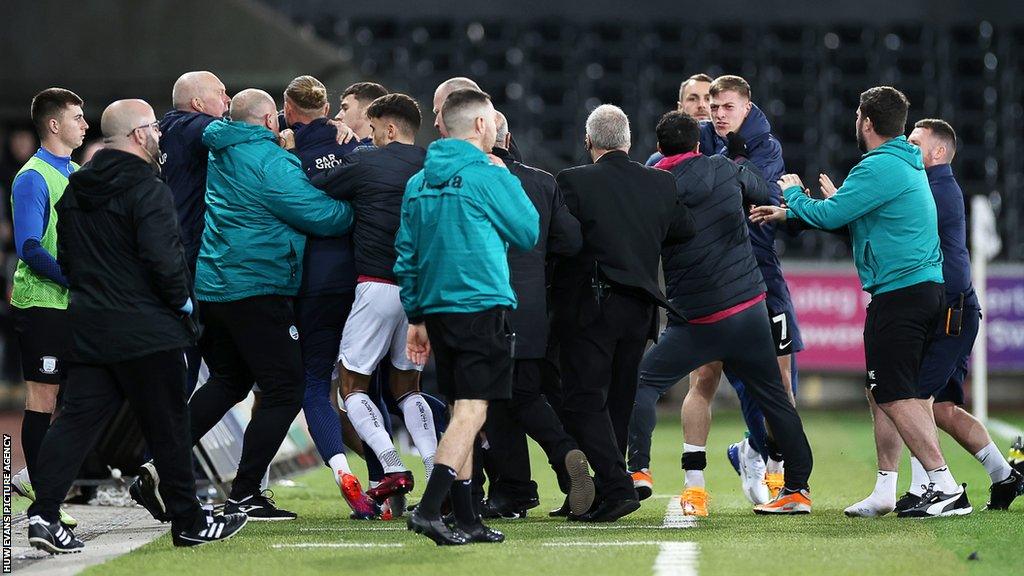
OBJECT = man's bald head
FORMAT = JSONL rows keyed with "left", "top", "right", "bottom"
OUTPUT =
{"left": 100, "top": 99, "right": 161, "bottom": 165}
{"left": 442, "top": 89, "right": 497, "bottom": 153}
{"left": 433, "top": 76, "right": 481, "bottom": 136}
{"left": 101, "top": 99, "right": 156, "bottom": 142}
{"left": 172, "top": 70, "right": 230, "bottom": 117}
{"left": 230, "top": 89, "right": 278, "bottom": 129}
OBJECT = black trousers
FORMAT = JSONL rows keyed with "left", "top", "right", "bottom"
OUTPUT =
{"left": 484, "top": 358, "right": 578, "bottom": 497}
{"left": 558, "top": 292, "right": 653, "bottom": 502}
{"left": 28, "top": 349, "right": 202, "bottom": 531}
{"left": 188, "top": 296, "right": 305, "bottom": 499}
{"left": 635, "top": 301, "right": 813, "bottom": 490}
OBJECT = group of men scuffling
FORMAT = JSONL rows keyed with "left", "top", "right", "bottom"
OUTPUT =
{"left": 9, "top": 69, "right": 1022, "bottom": 554}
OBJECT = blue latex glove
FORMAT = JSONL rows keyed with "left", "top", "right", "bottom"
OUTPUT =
{"left": 179, "top": 297, "right": 194, "bottom": 315}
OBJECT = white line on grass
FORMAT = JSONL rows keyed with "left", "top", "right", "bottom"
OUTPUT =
{"left": 559, "top": 524, "right": 677, "bottom": 530}
{"left": 273, "top": 543, "right": 405, "bottom": 549}
{"left": 656, "top": 496, "right": 699, "bottom": 576}
{"left": 988, "top": 418, "right": 1024, "bottom": 442}
{"left": 543, "top": 541, "right": 687, "bottom": 547}
{"left": 662, "top": 496, "right": 698, "bottom": 529}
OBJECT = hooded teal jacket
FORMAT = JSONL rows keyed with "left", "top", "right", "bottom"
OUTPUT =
{"left": 195, "top": 120, "right": 353, "bottom": 302}
{"left": 394, "top": 138, "right": 539, "bottom": 320}
{"left": 784, "top": 136, "right": 943, "bottom": 295}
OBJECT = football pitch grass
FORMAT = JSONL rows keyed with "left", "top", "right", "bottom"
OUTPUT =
{"left": 88, "top": 410, "right": 1024, "bottom": 576}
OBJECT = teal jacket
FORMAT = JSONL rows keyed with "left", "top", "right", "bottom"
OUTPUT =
{"left": 196, "top": 120, "right": 353, "bottom": 302}
{"left": 784, "top": 136, "right": 943, "bottom": 295}
{"left": 394, "top": 139, "right": 539, "bottom": 320}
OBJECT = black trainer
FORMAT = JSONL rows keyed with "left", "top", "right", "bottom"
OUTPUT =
{"left": 28, "top": 515, "right": 84, "bottom": 554}
{"left": 894, "top": 490, "right": 924, "bottom": 514}
{"left": 549, "top": 496, "right": 571, "bottom": 517}
{"left": 224, "top": 490, "right": 297, "bottom": 521}
{"left": 456, "top": 518, "right": 505, "bottom": 543}
{"left": 986, "top": 468, "right": 1024, "bottom": 510}
{"left": 407, "top": 509, "right": 470, "bottom": 546}
{"left": 173, "top": 511, "right": 249, "bottom": 547}
{"left": 480, "top": 494, "right": 538, "bottom": 519}
{"left": 897, "top": 483, "right": 972, "bottom": 518}
{"left": 129, "top": 462, "right": 170, "bottom": 522}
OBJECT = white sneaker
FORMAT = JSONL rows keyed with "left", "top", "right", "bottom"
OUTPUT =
{"left": 843, "top": 495, "right": 895, "bottom": 517}
{"left": 738, "top": 440, "right": 770, "bottom": 505}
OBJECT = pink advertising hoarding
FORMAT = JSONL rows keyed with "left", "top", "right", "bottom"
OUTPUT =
{"left": 786, "top": 267, "right": 1024, "bottom": 372}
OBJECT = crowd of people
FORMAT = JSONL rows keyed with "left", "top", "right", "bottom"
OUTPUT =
{"left": 7, "top": 68, "right": 1023, "bottom": 553}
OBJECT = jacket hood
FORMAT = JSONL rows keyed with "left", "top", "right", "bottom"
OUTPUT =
{"left": 293, "top": 118, "right": 340, "bottom": 150}
{"left": 67, "top": 148, "right": 157, "bottom": 210}
{"left": 161, "top": 108, "right": 220, "bottom": 132}
{"left": 202, "top": 119, "right": 277, "bottom": 152}
{"left": 423, "top": 138, "right": 488, "bottom": 186}
{"left": 864, "top": 136, "right": 925, "bottom": 171}
{"left": 739, "top": 103, "right": 772, "bottom": 141}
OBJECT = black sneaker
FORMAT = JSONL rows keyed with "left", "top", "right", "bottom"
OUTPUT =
{"left": 407, "top": 509, "right": 470, "bottom": 546}
{"left": 897, "top": 483, "right": 972, "bottom": 518}
{"left": 894, "top": 490, "right": 924, "bottom": 514}
{"left": 565, "top": 449, "right": 597, "bottom": 516}
{"left": 224, "top": 490, "right": 297, "bottom": 521}
{"left": 1008, "top": 436, "right": 1024, "bottom": 474}
{"left": 480, "top": 495, "right": 538, "bottom": 519}
{"left": 28, "top": 515, "right": 84, "bottom": 554}
{"left": 986, "top": 468, "right": 1024, "bottom": 510}
{"left": 456, "top": 518, "right": 505, "bottom": 543}
{"left": 129, "top": 462, "right": 170, "bottom": 522}
{"left": 173, "top": 512, "right": 249, "bottom": 547}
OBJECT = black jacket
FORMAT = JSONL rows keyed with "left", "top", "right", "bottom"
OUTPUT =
{"left": 57, "top": 148, "right": 195, "bottom": 363}
{"left": 494, "top": 146, "right": 582, "bottom": 358}
{"left": 662, "top": 154, "right": 771, "bottom": 321}
{"left": 311, "top": 142, "right": 426, "bottom": 281}
{"left": 552, "top": 151, "right": 695, "bottom": 332}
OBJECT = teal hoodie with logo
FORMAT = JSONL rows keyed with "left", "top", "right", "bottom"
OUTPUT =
{"left": 394, "top": 138, "right": 539, "bottom": 320}
{"left": 196, "top": 119, "right": 353, "bottom": 302}
{"left": 784, "top": 136, "right": 943, "bottom": 295}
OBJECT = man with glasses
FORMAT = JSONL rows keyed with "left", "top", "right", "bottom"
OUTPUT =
{"left": 27, "top": 99, "right": 248, "bottom": 553}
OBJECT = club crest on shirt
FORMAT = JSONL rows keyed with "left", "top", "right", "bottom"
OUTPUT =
{"left": 40, "top": 356, "right": 59, "bottom": 375}
{"left": 289, "top": 325, "right": 299, "bottom": 341}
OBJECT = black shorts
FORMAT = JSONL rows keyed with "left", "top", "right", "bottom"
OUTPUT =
{"left": 864, "top": 282, "right": 944, "bottom": 404}
{"left": 917, "top": 306, "right": 981, "bottom": 405}
{"left": 12, "top": 306, "right": 70, "bottom": 385}
{"left": 425, "top": 308, "right": 512, "bottom": 402}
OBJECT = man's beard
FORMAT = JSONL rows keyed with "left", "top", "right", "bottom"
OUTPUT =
{"left": 856, "top": 125, "right": 867, "bottom": 153}
{"left": 143, "top": 133, "right": 162, "bottom": 175}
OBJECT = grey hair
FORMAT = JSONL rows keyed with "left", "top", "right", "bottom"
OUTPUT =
{"left": 586, "top": 104, "right": 630, "bottom": 150}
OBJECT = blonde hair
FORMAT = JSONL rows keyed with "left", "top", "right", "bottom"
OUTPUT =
{"left": 285, "top": 75, "right": 328, "bottom": 111}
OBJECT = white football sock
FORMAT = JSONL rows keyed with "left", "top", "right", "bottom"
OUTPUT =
{"left": 843, "top": 470, "right": 897, "bottom": 517}
{"left": 344, "top": 392, "right": 406, "bottom": 474}
{"left": 328, "top": 453, "right": 352, "bottom": 485}
{"left": 260, "top": 467, "right": 270, "bottom": 491}
{"left": 926, "top": 465, "right": 959, "bottom": 494}
{"left": 908, "top": 456, "right": 929, "bottom": 496}
{"left": 974, "top": 442, "right": 1013, "bottom": 483}
{"left": 767, "top": 457, "right": 784, "bottom": 475}
{"left": 398, "top": 392, "right": 437, "bottom": 480}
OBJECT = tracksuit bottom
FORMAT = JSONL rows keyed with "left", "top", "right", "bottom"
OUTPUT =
{"left": 627, "top": 301, "right": 813, "bottom": 490}
{"left": 188, "top": 295, "right": 304, "bottom": 500}
{"left": 28, "top": 349, "right": 203, "bottom": 532}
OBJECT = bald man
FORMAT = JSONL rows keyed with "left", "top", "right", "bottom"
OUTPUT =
{"left": 135, "top": 88, "right": 354, "bottom": 522}
{"left": 160, "top": 71, "right": 231, "bottom": 391}
{"left": 433, "top": 77, "right": 524, "bottom": 164}
{"left": 27, "top": 99, "right": 248, "bottom": 553}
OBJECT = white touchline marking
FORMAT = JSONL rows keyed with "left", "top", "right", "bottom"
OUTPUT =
{"left": 653, "top": 542, "right": 700, "bottom": 576}
{"left": 272, "top": 543, "right": 405, "bottom": 549}
{"left": 543, "top": 541, "right": 686, "bottom": 547}
{"left": 988, "top": 418, "right": 1024, "bottom": 442}
{"left": 662, "top": 496, "right": 698, "bottom": 529}
{"left": 657, "top": 496, "right": 700, "bottom": 576}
